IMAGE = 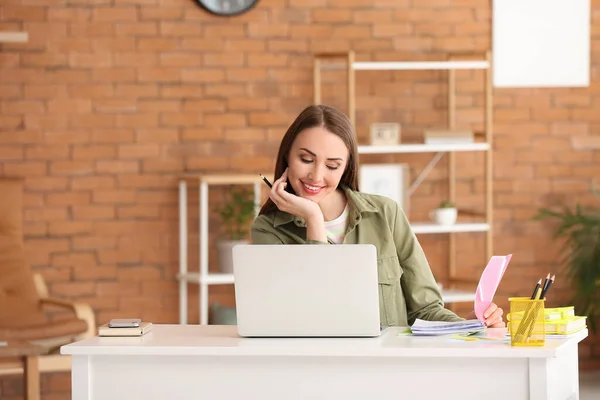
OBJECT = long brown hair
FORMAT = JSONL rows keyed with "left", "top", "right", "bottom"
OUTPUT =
{"left": 259, "top": 104, "right": 359, "bottom": 216}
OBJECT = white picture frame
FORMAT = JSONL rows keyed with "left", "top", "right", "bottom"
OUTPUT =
{"left": 359, "top": 164, "right": 410, "bottom": 214}
{"left": 492, "top": 0, "right": 590, "bottom": 88}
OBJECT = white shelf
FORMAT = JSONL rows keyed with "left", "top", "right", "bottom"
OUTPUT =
{"left": 178, "top": 272, "right": 234, "bottom": 285}
{"left": 179, "top": 178, "right": 264, "bottom": 325}
{"left": 410, "top": 223, "right": 489, "bottom": 234}
{"left": 352, "top": 60, "right": 489, "bottom": 71}
{"left": 181, "top": 173, "right": 266, "bottom": 185}
{"left": 358, "top": 143, "right": 489, "bottom": 154}
{"left": 441, "top": 288, "right": 475, "bottom": 303}
{"left": 0, "top": 31, "right": 28, "bottom": 43}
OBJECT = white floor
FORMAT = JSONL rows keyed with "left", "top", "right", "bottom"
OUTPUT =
{"left": 580, "top": 371, "right": 600, "bottom": 399}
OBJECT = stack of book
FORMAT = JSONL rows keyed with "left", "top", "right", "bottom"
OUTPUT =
{"left": 98, "top": 322, "right": 153, "bottom": 337}
{"left": 507, "top": 306, "right": 587, "bottom": 337}
{"left": 410, "top": 319, "right": 486, "bottom": 336}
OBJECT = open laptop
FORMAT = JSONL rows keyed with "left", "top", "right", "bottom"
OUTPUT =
{"left": 232, "top": 244, "right": 381, "bottom": 338}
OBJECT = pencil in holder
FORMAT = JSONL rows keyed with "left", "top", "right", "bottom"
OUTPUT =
{"left": 508, "top": 297, "right": 546, "bottom": 347}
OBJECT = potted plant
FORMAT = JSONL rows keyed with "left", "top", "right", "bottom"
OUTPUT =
{"left": 215, "top": 186, "right": 256, "bottom": 274}
{"left": 430, "top": 200, "right": 457, "bottom": 225}
{"left": 534, "top": 196, "right": 600, "bottom": 331}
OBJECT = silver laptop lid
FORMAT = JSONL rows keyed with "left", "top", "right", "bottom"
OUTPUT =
{"left": 232, "top": 244, "right": 380, "bottom": 338}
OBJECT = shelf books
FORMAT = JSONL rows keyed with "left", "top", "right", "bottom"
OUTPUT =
{"left": 424, "top": 129, "right": 474, "bottom": 144}
{"left": 410, "top": 319, "right": 486, "bottom": 336}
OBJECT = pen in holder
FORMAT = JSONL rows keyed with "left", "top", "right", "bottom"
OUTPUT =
{"left": 509, "top": 297, "right": 546, "bottom": 347}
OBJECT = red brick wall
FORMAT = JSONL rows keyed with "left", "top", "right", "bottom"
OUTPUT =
{"left": 1, "top": 0, "right": 599, "bottom": 395}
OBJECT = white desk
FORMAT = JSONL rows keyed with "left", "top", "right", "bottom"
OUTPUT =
{"left": 61, "top": 324, "right": 587, "bottom": 400}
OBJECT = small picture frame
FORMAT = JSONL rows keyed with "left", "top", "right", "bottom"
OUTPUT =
{"left": 359, "top": 163, "right": 410, "bottom": 214}
{"left": 370, "top": 123, "right": 400, "bottom": 146}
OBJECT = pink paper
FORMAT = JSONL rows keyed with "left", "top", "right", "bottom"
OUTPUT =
{"left": 474, "top": 254, "right": 512, "bottom": 321}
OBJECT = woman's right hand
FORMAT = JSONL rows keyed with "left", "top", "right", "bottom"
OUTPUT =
{"left": 269, "top": 168, "right": 323, "bottom": 223}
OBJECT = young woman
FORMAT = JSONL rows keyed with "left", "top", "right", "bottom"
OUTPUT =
{"left": 251, "top": 104, "right": 504, "bottom": 328}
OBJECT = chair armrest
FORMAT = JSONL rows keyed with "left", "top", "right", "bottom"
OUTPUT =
{"left": 34, "top": 273, "right": 97, "bottom": 339}
{"left": 39, "top": 297, "right": 97, "bottom": 339}
{"left": 40, "top": 297, "right": 76, "bottom": 309}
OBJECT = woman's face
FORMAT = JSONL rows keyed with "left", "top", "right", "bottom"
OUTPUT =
{"left": 286, "top": 126, "right": 349, "bottom": 204}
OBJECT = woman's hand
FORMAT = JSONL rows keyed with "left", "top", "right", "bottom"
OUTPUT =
{"left": 482, "top": 303, "right": 504, "bottom": 328}
{"left": 269, "top": 168, "right": 323, "bottom": 222}
{"left": 466, "top": 303, "right": 504, "bottom": 327}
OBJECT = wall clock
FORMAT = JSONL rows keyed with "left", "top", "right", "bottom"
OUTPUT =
{"left": 195, "top": 0, "right": 260, "bottom": 16}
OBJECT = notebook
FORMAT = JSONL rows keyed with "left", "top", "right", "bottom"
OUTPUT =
{"left": 410, "top": 319, "right": 486, "bottom": 336}
{"left": 507, "top": 306, "right": 575, "bottom": 322}
{"left": 98, "top": 322, "right": 153, "bottom": 337}
{"left": 544, "top": 316, "right": 587, "bottom": 335}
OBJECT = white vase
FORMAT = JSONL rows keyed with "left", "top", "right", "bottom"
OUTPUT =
{"left": 430, "top": 208, "right": 457, "bottom": 225}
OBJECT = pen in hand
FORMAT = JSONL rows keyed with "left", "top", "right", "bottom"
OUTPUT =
{"left": 260, "top": 174, "right": 272, "bottom": 188}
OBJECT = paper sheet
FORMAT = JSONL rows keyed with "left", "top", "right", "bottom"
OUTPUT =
{"left": 474, "top": 254, "right": 512, "bottom": 321}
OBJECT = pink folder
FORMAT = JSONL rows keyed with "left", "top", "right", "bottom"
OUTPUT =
{"left": 474, "top": 254, "right": 512, "bottom": 321}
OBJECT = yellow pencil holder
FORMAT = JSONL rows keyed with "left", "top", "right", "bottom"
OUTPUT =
{"left": 508, "top": 297, "right": 546, "bottom": 347}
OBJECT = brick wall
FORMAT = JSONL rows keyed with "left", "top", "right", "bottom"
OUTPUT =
{"left": 1, "top": 0, "right": 599, "bottom": 396}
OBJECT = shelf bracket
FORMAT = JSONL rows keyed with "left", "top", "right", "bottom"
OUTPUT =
{"left": 407, "top": 152, "right": 445, "bottom": 197}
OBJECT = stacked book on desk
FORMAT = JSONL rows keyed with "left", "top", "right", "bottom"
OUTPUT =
{"left": 98, "top": 322, "right": 153, "bottom": 337}
{"left": 507, "top": 306, "right": 587, "bottom": 337}
{"left": 410, "top": 319, "right": 486, "bottom": 336}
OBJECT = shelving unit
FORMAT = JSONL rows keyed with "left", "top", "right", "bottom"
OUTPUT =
{"left": 0, "top": 31, "right": 28, "bottom": 43}
{"left": 314, "top": 50, "right": 494, "bottom": 305}
{"left": 177, "top": 174, "right": 264, "bottom": 325}
{"left": 176, "top": 171, "right": 481, "bottom": 324}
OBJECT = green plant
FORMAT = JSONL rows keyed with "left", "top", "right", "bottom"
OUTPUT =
{"left": 534, "top": 199, "right": 600, "bottom": 332}
{"left": 216, "top": 186, "right": 256, "bottom": 241}
{"left": 438, "top": 200, "right": 455, "bottom": 209}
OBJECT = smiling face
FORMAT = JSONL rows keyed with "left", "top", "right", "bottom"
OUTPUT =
{"left": 259, "top": 105, "right": 359, "bottom": 217}
{"left": 287, "top": 126, "right": 349, "bottom": 205}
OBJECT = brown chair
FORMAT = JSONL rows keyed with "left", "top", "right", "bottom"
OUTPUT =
{"left": 0, "top": 178, "right": 95, "bottom": 377}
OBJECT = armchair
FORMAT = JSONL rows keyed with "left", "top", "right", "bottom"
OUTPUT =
{"left": 0, "top": 178, "right": 96, "bottom": 377}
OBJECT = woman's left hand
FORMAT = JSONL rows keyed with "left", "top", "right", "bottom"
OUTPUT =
{"left": 483, "top": 303, "right": 504, "bottom": 328}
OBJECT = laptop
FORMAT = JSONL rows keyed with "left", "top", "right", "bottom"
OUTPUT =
{"left": 232, "top": 244, "right": 381, "bottom": 338}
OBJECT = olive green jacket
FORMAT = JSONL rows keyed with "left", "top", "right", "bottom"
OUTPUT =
{"left": 250, "top": 188, "right": 463, "bottom": 327}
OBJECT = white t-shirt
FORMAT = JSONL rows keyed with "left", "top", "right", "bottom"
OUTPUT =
{"left": 324, "top": 204, "right": 349, "bottom": 244}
